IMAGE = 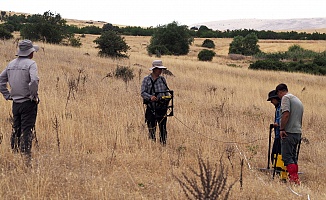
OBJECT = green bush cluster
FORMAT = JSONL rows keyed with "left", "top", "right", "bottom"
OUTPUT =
{"left": 255, "top": 44, "right": 319, "bottom": 61}
{"left": 250, "top": 45, "right": 326, "bottom": 75}
{"left": 198, "top": 49, "right": 216, "bottom": 61}
{"left": 202, "top": 39, "right": 215, "bottom": 48}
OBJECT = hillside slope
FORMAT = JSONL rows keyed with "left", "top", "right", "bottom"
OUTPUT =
{"left": 191, "top": 18, "right": 326, "bottom": 31}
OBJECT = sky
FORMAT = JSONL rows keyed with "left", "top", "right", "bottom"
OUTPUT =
{"left": 2, "top": 0, "right": 326, "bottom": 27}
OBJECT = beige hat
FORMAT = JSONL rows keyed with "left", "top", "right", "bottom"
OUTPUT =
{"left": 149, "top": 60, "right": 167, "bottom": 70}
{"left": 16, "top": 39, "right": 39, "bottom": 56}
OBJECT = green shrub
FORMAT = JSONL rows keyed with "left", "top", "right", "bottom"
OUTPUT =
{"left": 69, "top": 36, "right": 82, "bottom": 47}
{"left": 249, "top": 59, "right": 326, "bottom": 75}
{"left": 202, "top": 39, "right": 215, "bottom": 48}
{"left": 147, "top": 45, "right": 171, "bottom": 56}
{"left": 198, "top": 49, "right": 216, "bottom": 61}
{"left": 249, "top": 60, "right": 288, "bottom": 71}
{"left": 313, "top": 52, "right": 326, "bottom": 66}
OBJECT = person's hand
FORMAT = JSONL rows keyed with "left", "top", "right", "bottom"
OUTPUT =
{"left": 150, "top": 96, "right": 158, "bottom": 101}
{"left": 273, "top": 123, "right": 278, "bottom": 128}
{"left": 280, "top": 130, "right": 287, "bottom": 139}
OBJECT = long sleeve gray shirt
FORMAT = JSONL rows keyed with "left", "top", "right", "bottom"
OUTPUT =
{"left": 0, "top": 57, "right": 39, "bottom": 103}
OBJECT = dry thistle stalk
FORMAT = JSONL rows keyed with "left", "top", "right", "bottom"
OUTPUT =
{"left": 175, "top": 154, "right": 236, "bottom": 200}
{"left": 52, "top": 115, "right": 60, "bottom": 153}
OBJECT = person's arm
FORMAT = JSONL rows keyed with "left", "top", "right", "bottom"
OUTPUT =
{"left": 141, "top": 77, "right": 152, "bottom": 101}
{"left": 29, "top": 62, "right": 39, "bottom": 101}
{"left": 0, "top": 68, "right": 11, "bottom": 100}
{"left": 280, "top": 111, "right": 289, "bottom": 138}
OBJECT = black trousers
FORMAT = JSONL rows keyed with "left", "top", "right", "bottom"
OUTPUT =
{"left": 145, "top": 106, "right": 167, "bottom": 145}
{"left": 11, "top": 100, "right": 38, "bottom": 156}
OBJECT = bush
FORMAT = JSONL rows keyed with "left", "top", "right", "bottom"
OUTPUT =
{"left": 198, "top": 49, "right": 216, "bottom": 61}
{"left": 202, "top": 39, "right": 215, "bottom": 48}
{"left": 93, "top": 30, "right": 130, "bottom": 58}
{"left": 68, "top": 36, "right": 82, "bottom": 47}
{"left": 147, "top": 45, "right": 171, "bottom": 56}
{"left": 249, "top": 60, "right": 288, "bottom": 71}
{"left": 249, "top": 59, "right": 326, "bottom": 75}
{"left": 313, "top": 52, "right": 326, "bottom": 66}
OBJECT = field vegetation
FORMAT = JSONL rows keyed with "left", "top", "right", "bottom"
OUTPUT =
{"left": 0, "top": 30, "right": 326, "bottom": 199}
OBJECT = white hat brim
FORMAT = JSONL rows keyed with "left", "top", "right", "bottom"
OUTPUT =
{"left": 16, "top": 45, "right": 39, "bottom": 56}
{"left": 149, "top": 66, "right": 167, "bottom": 70}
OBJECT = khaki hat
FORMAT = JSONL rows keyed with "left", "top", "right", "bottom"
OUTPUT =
{"left": 149, "top": 60, "right": 167, "bottom": 70}
{"left": 16, "top": 39, "right": 39, "bottom": 56}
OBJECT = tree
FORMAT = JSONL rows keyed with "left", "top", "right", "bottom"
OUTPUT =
{"left": 0, "top": 26, "right": 13, "bottom": 39}
{"left": 1, "top": 11, "right": 6, "bottom": 21}
{"left": 229, "top": 33, "right": 260, "bottom": 56}
{"left": 147, "top": 21, "right": 193, "bottom": 55}
{"left": 20, "top": 11, "right": 70, "bottom": 44}
{"left": 93, "top": 30, "right": 130, "bottom": 58}
{"left": 102, "top": 23, "right": 120, "bottom": 33}
{"left": 229, "top": 36, "right": 244, "bottom": 55}
{"left": 242, "top": 33, "right": 261, "bottom": 55}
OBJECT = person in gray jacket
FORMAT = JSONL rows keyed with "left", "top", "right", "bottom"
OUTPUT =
{"left": 0, "top": 39, "right": 39, "bottom": 163}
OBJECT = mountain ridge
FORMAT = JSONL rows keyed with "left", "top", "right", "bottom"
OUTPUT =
{"left": 191, "top": 18, "right": 326, "bottom": 32}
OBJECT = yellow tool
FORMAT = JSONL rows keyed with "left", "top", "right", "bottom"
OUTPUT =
{"left": 273, "top": 154, "right": 288, "bottom": 180}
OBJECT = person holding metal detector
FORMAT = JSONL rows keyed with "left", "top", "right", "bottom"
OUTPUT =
{"left": 141, "top": 60, "right": 173, "bottom": 145}
{"left": 0, "top": 39, "right": 40, "bottom": 166}
{"left": 276, "top": 83, "right": 303, "bottom": 185}
{"left": 267, "top": 90, "right": 287, "bottom": 180}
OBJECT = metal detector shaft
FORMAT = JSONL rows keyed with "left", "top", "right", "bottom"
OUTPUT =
{"left": 272, "top": 139, "right": 281, "bottom": 179}
{"left": 296, "top": 138, "right": 302, "bottom": 161}
{"left": 267, "top": 124, "right": 273, "bottom": 169}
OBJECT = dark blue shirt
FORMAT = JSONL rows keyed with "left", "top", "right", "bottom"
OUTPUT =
{"left": 274, "top": 103, "right": 281, "bottom": 138}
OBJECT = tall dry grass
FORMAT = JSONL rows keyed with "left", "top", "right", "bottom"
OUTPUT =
{"left": 0, "top": 35, "right": 325, "bottom": 199}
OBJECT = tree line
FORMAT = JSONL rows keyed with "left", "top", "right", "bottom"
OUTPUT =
{"left": 0, "top": 11, "right": 325, "bottom": 76}
{"left": 1, "top": 11, "right": 326, "bottom": 40}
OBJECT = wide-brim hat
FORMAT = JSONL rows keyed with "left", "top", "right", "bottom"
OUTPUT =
{"left": 149, "top": 60, "right": 167, "bottom": 70}
{"left": 16, "top": 39, "right": 39, "bottom": 56}
{"left": 267, "top": 90, "right": 279, "bottom": 101}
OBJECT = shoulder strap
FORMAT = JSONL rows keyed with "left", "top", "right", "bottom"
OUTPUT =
{"left": 160, "top": 77, "right": 170, "bottom": 90}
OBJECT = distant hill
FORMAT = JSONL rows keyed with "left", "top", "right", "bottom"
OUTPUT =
{"left": 191, "top": 18, "right": 326, "bottom": 32}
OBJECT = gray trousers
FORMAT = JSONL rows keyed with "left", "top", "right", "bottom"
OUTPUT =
{"left": 281, "top": 132, "right": 301, "bottom": 166}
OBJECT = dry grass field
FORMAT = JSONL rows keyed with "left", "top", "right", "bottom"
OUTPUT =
{"left": 0, "top": 33, "right": 326, "bottom": 200}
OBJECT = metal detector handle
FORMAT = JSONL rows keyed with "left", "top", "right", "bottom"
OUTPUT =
{"left": 267, "top": 124, "right": 274, "bottom": 169}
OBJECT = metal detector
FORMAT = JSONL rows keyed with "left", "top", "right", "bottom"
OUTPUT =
{"left": 154, "top": 90, "right": 174, "bottom": 117}
{"left": 267, "top": 123, "right": 273, "bottom": 169}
